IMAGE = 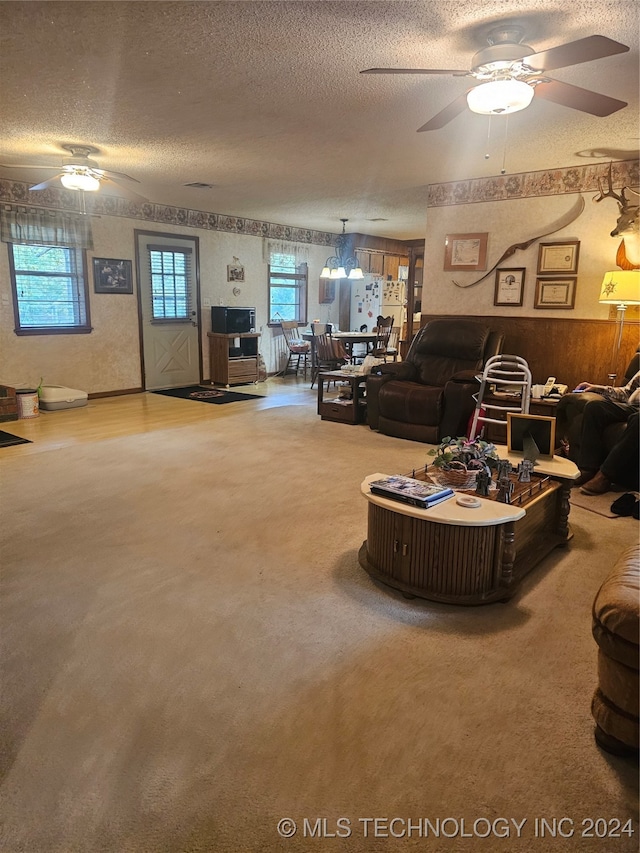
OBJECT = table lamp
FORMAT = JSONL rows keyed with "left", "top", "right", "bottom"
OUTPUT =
{"left": 599, "top": 270, "right": 640, "bottom": 382}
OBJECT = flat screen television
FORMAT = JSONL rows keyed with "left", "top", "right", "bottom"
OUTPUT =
{"left": 211, "top": 306, "right": 256, "bottom": 334}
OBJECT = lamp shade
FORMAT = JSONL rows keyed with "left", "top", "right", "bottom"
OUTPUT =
{"left": 599, "top": 270, "right": 640, "bottom": 305}
{"left": 320, "top": 267, "right": 332, "bottom": 279}
{"left": 60, "top": 170, "right": 101, "bottom": 192}
{"left": 467, "top": 79, "right": 534, "bottom": 115}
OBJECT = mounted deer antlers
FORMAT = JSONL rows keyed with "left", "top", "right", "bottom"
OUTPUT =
{"left": 593, "top": 162, "right": 640, "bottom": 270}
{"left": 593, "top": 161, "right": 639, "bottom": 237}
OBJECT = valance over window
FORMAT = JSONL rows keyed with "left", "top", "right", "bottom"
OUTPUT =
{"left": 262, "top": 239, "right": 309, "bottom": 265}
{"left": 0, "top": 206, "right": 94, "bottom": 249}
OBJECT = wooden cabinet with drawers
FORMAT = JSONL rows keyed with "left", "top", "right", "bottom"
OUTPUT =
{"left": 208, "top": 332, "right": 260, "bottom": 386}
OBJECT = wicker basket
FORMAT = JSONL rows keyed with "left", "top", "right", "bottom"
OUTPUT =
{"left": 431, "top": 467, "right": 478, "bottom": 491}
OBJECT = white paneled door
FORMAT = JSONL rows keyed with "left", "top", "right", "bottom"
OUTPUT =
{"left": 136, "top": 232, "right": 201, "bottom": 390}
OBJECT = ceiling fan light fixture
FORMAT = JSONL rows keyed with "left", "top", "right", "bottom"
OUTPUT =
{"left": 60, "top": 169, "right": 101, "bottom": 192}
{"left": 466, "top": 78, "right": 534, "bottom": 115}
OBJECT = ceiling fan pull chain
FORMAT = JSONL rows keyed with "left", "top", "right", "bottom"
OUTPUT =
{"left": 501, "top": 113, "right": 510, "bottom": 175}
{"left": 484, "top": 114, "right": 492, "bottom": 161}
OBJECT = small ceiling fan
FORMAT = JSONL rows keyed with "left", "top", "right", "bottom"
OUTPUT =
{"left": 361, "top": 28, "right": 630, "bottom": 131}
{"left": 0, "top": 145, "right": 147, "bottom": 200}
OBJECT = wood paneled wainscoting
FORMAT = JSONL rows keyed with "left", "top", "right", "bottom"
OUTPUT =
{"left": 420, "top": 314, "right": 639, "bottom": 391}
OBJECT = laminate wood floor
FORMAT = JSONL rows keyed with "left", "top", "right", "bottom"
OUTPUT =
{"left": 0, "top": 378, "right": 316, "bottom": 457}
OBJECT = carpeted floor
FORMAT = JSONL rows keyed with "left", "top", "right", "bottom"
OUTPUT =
{"left": 0, "top": 405, "right": 638, "bottom": 852}
{"left": 0, "top": 429, "right": 31, "bottom": 448}
{"left": 570, "top": 488, "right": 640, "bottom": 518}
{"left": 152, "top": 385, "right": 262, "bottom": 404}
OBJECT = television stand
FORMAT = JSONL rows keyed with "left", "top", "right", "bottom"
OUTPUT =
{"left": 208, "top": 332, "right": 260, "bottom": 386}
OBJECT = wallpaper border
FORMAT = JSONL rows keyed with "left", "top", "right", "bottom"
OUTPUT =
{"left": 427, "top": 159, "right": 639, "bottom": 207}
{"left": 0, "top": 160, "right": 637, "bottom": 238}
{"left": 0, "top": 181, "right": 338, "bottom": 247}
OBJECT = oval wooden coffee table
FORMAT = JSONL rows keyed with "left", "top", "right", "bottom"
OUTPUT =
{"left": 359, "top": 450, "right": 579, "bottom": 605}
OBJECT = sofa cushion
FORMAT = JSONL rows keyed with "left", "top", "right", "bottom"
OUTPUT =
{"left": 592, "top": 544, "right": 640, "bottom": 669}
{"left": 378, "top": 381, "right": 443, "bottom": 426}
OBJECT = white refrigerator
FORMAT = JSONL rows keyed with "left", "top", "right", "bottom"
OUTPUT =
{"left": 349, "top": 275, "right": 406, "bottom": 332}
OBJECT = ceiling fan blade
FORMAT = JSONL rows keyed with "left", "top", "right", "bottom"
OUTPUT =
{"left": 29, "top": 174, "right": 64, "bottom": 191}
{"left": 1, "top": 163, "right": 59, "bottom": 171}
{"left": 361, "top": 68, "right": 468, "bottom": 76}
{"left": 534, "top": 78, "right": 628, "bottom": 117}
{"left": 100, "top": 176, "right": 148, "bottom": 202}
{"left": 417, "top": 92, "right": 470, "bottom": 132}
{"left": 522, "top": 35, "right": 629, "bottom": 72}
{"left": 101, "top": 168, "right": 140, "bottom": 183}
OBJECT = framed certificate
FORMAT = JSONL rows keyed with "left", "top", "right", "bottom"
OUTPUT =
{"left": 494, "top": 268, "right": 525, "bottom": 306}
{"left": 534, "top": 277, "right": 576, "bottom": 309}
{"left": 537, "top": 240, "right": 580, "bottom": 275}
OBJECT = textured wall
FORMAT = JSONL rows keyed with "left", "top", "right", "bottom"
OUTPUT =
{"left": 0, "top": 216, "right": 334, "bottom": 393}
{"left": 424, "top": 191, "right": 637, "bottom": 319}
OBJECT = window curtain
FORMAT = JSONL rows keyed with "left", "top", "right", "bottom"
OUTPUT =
{"left": 0, "top": 206, "right": 94, "bottom": 249}
{"left": 262, "top": 239, "right": 309, "bottom": 265}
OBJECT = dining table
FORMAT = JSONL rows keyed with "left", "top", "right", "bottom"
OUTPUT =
{"left": 302, "top": 329, "right": 378, "bottom": 364}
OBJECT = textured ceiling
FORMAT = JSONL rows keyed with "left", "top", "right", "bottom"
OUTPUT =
{"left": 0, "top": 0, "right": 638, "bottom": 238}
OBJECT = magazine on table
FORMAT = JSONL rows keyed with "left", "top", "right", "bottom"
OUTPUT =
{"left": 369, "top": 475, "right": 454, "bottom": 508}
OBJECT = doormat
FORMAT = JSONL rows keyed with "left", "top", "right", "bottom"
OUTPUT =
{"left": 151, "top": 386, "right": 262, "bottom": 404}
{"left": 0, "top": 429, "right": 31, "bottom": 448}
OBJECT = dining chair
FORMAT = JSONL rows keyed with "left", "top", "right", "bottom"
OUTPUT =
{"left": 280, "top": 320, "right": 310, "bottom": 378}
{"left": 372, "top": 315, "right": 394, "bottom": 358}
{"left": 310, "top": 330, "right": 349, "bottom": 388}
{"left": 385, "top": 326, "right": 400, "bottom": 361}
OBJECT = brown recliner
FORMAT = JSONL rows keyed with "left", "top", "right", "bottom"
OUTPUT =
{"left": 366, "top": 318, "right": 504, "bottom": 444}
{"left": 555, "top": 346, "right": 640, "bottom": 482}
{"left": 591, "top": 544, "right": 639, "bottom": 758}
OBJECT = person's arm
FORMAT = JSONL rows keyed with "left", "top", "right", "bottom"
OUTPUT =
{"left": 573, "top": 371, "right": 640, "bottom": 403}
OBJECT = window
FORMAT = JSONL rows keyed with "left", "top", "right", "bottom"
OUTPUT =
{"left": 8, "top": 243, "right": 91, "bottom": 335}
{"left": 148, "top": 245, "right": 192, "bottom": 321}
{"left": 268, "top": 253, "right": 307, "bottom": 324}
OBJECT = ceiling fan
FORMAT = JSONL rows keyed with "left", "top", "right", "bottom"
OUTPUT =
{"left": 0, "top": 145, "right": 147, "bottom": 200}
{"left": 361, "top": 28, "right": 630, "bottom": 132}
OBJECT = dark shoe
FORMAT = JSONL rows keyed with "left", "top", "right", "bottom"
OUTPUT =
{"left": 634, "top": 502, "right": 639, "bottom": 521}
{"left": 580, "top": 471, "right": 612, "bottom": 496}
{"left": 610, "top": 493, "right": 637, "bottom": 516}
{"left": 573, "top": 470, "right": 596, "bottom": 488}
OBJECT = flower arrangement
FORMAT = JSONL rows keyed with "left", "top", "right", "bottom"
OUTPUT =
{"left": 428, "top": 436, "right": 500, "bottom": 487}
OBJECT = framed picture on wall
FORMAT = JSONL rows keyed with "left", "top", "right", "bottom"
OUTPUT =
{"left": 227, "top": 263, "right": 245, "bottom": 282}
{"left": 537, "top": 240, "right": 580, "bottom": 275}
{"left": 93, "top": 258, "right": 133, "bottom": 293}
{"left": 534, "top": 277, "right": 576, "bottom": 309}
{"left": 494, "top": 268, "right": 525, "bottom": 306}
{"left": 319, "top": 279, "right": 336, "bottom": 303}
{"left": 443, "top": 233, "right": 488, "bottom": 271}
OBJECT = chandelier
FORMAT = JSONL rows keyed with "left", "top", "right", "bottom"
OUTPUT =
{"left": 320, "top": 219, "right": 364, "bottom": 280}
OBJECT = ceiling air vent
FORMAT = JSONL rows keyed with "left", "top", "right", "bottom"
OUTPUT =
{"left": 184, "top": 182, "right": 215, "bottom": 189}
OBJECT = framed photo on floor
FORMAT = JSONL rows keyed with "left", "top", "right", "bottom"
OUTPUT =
{"left": 494, "top": 268, "right": 525, "bottom": 306}
{"left": 507, "top": 413, "right": 556, "bottom": 458}
{"left": 534, "top": 277, "right": 576, "bottom": 309}
{"left": 93, "top": 258, "right": 133, "bottom": 293}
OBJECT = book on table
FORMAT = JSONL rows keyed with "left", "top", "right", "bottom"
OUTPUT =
{"left": 369, "top": 475, "right": 454, "bottom": 508}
